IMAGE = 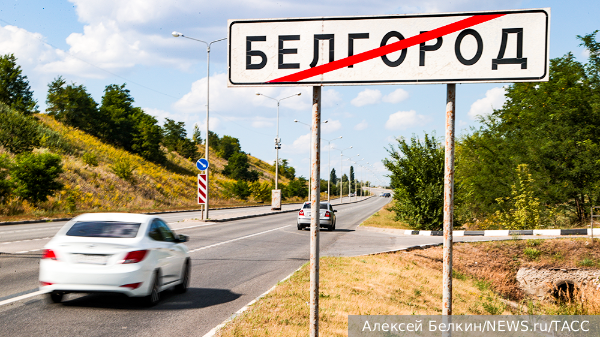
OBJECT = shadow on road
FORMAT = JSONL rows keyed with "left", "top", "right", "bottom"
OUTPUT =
{"left": 59, "top": 287, "right": 241, "bottom": 310}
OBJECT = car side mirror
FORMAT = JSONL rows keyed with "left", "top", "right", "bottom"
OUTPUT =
{"left": 177, "top": 234, "right": 189, "bottom": 243}
{"left": 333, "top": 210, "right": 337, "bottom": 213}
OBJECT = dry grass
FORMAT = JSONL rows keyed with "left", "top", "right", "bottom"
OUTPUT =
{"left": 415, "top": 238, "right": 600, "bottom": 314}
{"left": 359, "top": 200, "right": 410, "bottom": 230}
{"left": 217, "top": 238, "right": 600, "bottom": 336}
{"left": 217, "top": 253, "right": 511, "bottom": 337}
{"left": 0, "top": 115, "right": 295, "bottom": 221}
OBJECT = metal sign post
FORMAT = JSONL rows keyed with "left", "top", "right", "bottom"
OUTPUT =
{"left": 309, "top": 86, "right": 321, "bottom": 337}
{"left": 442, "top": 84, "right": 456, "bottom": 317}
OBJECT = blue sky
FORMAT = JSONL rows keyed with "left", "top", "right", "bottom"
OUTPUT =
{"left": 1, "top": 0, "right": 598, "bottom": 186}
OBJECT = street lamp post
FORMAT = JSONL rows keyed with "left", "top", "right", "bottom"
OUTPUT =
{"left": 332, "top": 146, "right": 352, "bottom": 204}
{"left": 294, "top": 119, "right": 328, "bottom": 201}
{"left": 172, "top": 31, "right": 226, "bottom": 220}
{"left": 323, "top": 136, "right": 342, "bottom": 203}
{"left": 256, "top": 93, "right": 301, "bottom": 191}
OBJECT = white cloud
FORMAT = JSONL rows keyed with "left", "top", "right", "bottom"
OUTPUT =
{"left": 251, "top": 117, "right": 274, "bottom": 128}
{"left": 385, "top": 110, "right": 430, "bottom": 130}
{"left": 283, "top": 133, "right": 311, "bottom": 154}
{"left": 354, "top": 120, "right": 368, "bottom": 131}
{"left": 323, "top": 89, "right": 343, "bottom": 108}
{"left": 382, "top": 88, "right": 409, "bottom": 103}
{"left": 468, "top": 86, "right": 507, "bottom": 119}
{"left": 323, "top": 119, "right": 342, "bottom": 134}
{"left": 351, "top": 89, "right": 382, "bottom": 107}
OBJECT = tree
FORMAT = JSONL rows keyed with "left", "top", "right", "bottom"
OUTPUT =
{"left": 208, "top": 131, "right": 220, "bottom": 150}
{"left": 284, "top": 176, "right": 308, "bottom": 198}
{"left": 0, "top": 54, "right": 38, "bottom": 114}
{"left": 46, "top": 76, "right": 98, "bottom": 132}
{"left": 0, "top": 103, "right": 41, "bottom": 154}
{"left": 0, "top": 154, "right": 13, "bottom": 203}
{"left": 11, "top": 152, "right": 64, "bottom": 203}
{"left": 162, "top": 118, "right": 187, "bottom": 151}
{"left": 330, "top": 168, "right": 338, "bottom": 185}
{"left": 217, "top": 135, "right": 241, "bottom": 160}
{"left": 131, "top": 111, "right": 165, "bottom": 163}
{"left": 383, "top": 133, "right": 444, "bottom": 230}
{"left": 98, "top": 84, "right": 138, "bottom": 150}
{"left": 456, "top": 50, "right": 600, "bottom": 225}
{"left": 192, "top": 124, "right": 202, "bottom": 145}
{"left": 222, "top": 152, "right": 259, "bottom": 182}
{"left": 278, "top": 159, "right": 296, "bottom": 180}
{"left": 349, "top": 166, "right": 355, "bottom": 183}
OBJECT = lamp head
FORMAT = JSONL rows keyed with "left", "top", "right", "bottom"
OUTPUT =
{"left": 172, "top": 31, "right": 182, "bottom": 37}
{"left": 256, "top": 93, "right": 261, "bottom": 96}
{"left": 297, "top": 93, "right": 302, "bottom": 96}
{"left": 294, "top": 119, "right": 298, "bottom": 123}
{"left": 323, "top": 120, "right": 328, "bottom": 124}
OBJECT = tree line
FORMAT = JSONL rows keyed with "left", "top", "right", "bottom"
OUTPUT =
{"left": 384, "top": 31, "right": 600, "bottom": 231}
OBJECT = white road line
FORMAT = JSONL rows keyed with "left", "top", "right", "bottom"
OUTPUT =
{"left": 0, "top": 290, "right": 48, "bottom": 307}
{"left": 188, "top": 225, "right": 291, "bottom": 253}
{"left": 0, "top": 226, "right": 63, "bottom": 234}
{"left": 174, "top": 222, "right": 219, "bottom": 230}
{"left": 0, "top": 237, "right": 52, "bottom": 246}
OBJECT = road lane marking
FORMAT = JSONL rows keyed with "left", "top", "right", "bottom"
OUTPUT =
{"left": 0, "top": 290, "right": 48, "bottom": 307}
{"left": 0, "top": 237, "right": 52, "bottom": 246}
{"left": 188, "top": 225, "right": 291, "bottom": 253}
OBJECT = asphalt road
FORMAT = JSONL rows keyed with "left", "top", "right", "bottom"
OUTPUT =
{"left": 0, "top": 195, "right": 391, "bottom": 337}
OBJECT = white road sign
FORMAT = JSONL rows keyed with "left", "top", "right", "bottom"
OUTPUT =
{"left": 227, "top": 8, "right": 549, "bottom": 86}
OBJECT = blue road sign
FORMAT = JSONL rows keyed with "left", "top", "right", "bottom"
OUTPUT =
{"left": 196, "top": 158, "right": 209, "bottom": 171}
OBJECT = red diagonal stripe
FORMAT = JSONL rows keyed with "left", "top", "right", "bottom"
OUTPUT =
{"left": 198, "top": 189, "right": 206, "bottom": 199}
{"left": 268, "top": 14, "right": 505, "bottom": 83}
{"left": 198, "top": 179, "right": 206, "bottom": 190}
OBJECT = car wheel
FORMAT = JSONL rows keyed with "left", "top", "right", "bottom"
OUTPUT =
{"left": 47, "top": 291, "right": 64, "bottom": 304}
{"left": 144, "top": 270, "right": 161, "bottom": 306}
{"left": 297, "top": 223, "right": 302, "bottom": 230}
{"left": 174, "top": 261, "right": 191, "bottom": 294}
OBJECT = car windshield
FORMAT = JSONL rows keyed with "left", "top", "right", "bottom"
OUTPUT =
{"left": 303, "top": 203, "right": 329, "bottom": 210}
{"left": 66, "top": 221, "right": 141, "bottom": 238}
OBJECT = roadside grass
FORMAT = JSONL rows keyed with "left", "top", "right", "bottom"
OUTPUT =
{"left": 217, "top": 238, "right": 600, "bottom": 336}
{"left": 359, "top": 199, "right": 410, "bottom": 230}
{"left": 217, "top": 253, "right": 511, "bottom": 337}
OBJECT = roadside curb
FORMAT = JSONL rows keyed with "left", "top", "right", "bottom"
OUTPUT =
{"left": 404, "top": 228, "right": 599, "bottom": 237}
{"left": 0, "top": 196, "right": 373, "bottom": 226}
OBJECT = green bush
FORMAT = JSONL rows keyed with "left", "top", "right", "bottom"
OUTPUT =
{"left": 523, "top": 247, "right": 542, "bottom": 260}
{"left": 250, "top": 181, "right": 272, "bottom": 202}
{"left": 11, "top": 152, "right": 63, "bottom": 203}
{"left": 82, "top": 152, "right": 98, "bottom": 167}
{"left": 495, "top": 164, "right": 542, "bottom": 230}
{"left": 110, "top": 157, "right": 135, "bottom": 182}
{"left": 231, "top": 180, "right": 251, "bottom": 200}
{"left": 0, "top": 104, "right": 41, "bottom": 154}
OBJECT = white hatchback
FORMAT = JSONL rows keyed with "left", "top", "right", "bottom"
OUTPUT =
{"left": 39, "top": 213, "right": 190, "bottom": 306}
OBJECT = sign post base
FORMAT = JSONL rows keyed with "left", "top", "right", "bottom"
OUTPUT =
{"left": 271, "top": 189, "right": 281, "bottom": 210}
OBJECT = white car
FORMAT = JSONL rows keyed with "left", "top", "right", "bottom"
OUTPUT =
{"left": 39, "top": 213, "right": 190, "bottom": 306}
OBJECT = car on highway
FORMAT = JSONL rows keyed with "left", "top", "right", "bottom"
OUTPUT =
{"left": 39, "top": 213, "right": 190, "bottom": 306}
{"left": 297, "top": 202, "right": 337, "bottom": 231}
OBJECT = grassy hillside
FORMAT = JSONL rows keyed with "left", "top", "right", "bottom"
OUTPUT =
{"left": 0, "top": 114, "right": 297, "bottom": 221}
